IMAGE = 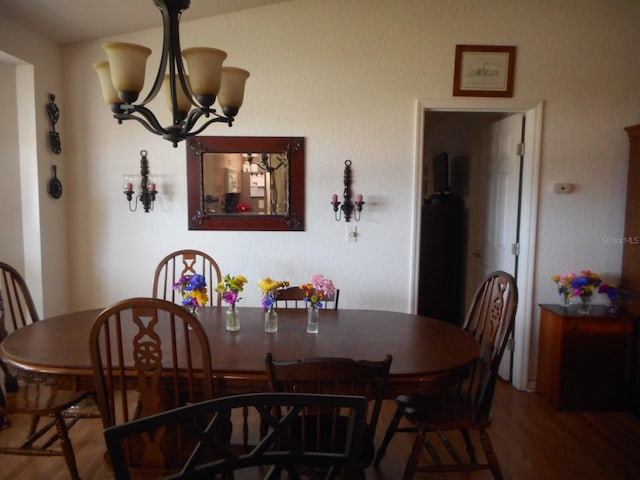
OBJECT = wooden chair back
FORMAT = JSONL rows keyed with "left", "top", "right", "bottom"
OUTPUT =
{"left": 0, "top": 261, "right": 40, "bottom": 334}
{"left": 1, "top": 262, "right": 91, "bottom": 479}
{"left": 104, "top": 392, "right": 368, "bottom": 480}
{"left": 152, "top": 249, "right": 222, "bottom": 306}
{"left": 0, "top": 261, "right": 39, "bottom": 402}
{"left": 266, "top": 353, "right": 391, "bottom": 472}
{"left": 461, "top": 270, "right": 518, "bottom": 422}
{"left": 89, "top": 297, "right": 215, "bottom": 476}
{"left": 275, "top": 286, "right": 340, "bottom": 310}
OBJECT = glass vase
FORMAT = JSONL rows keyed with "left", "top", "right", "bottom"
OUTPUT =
{"left": 226, "top": 305, "right": 240, "bottom": 332}
{"left": 187, "top": 305, "right": 199, "bottom": 330}
{"left": 579, "top": 295, "right": 592, "bottom": 314}
{"left": 559, "top": 293, "right": 571, "bottom": 308}
{"left": 264, "top": 307, "right": 278, "bottom": 333}
{"left": 307, "top": 305, "right": 319, "bottom": 334}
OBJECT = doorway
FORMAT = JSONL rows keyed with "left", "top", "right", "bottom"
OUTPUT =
{"left": 411, "top": 98, "right": 543, "bottom": 392}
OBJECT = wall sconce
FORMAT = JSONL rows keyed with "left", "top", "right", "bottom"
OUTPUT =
{"left": 123, "top": 150, "right": 158, "bottom": 213}
{"left": 331, "top": 159, "right": 365, "bottom": 222}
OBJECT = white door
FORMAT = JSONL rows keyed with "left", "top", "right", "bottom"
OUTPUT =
{"left": 467, "top": 113, "right": 524, "bottom": 380}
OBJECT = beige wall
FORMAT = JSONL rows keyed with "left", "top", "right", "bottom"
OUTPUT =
{"left": 2, "top": 0, "right": 640, "bottom": 386}
{"left": 0, "top": 16, "right": 69, "bottom": 317}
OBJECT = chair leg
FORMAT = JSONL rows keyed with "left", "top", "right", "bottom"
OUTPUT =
{"left": 53, "top": 412, "right": 81, "bottom": 480}
{"left": 28, "top": 415, "right": 41, "bottom": 437}
{"left": 460, "top": 427, "right": 477, "bottom": 463}
{"left": 479, "top": 429, "right": 503, "bottom": 480}
{"left": 374, "top": 404, "right": 404, "bottom": 467}
{"left": 402, "top": 429, "right": 424, "bottom": 480}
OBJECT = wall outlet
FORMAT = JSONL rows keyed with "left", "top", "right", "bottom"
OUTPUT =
{"left": 346, "top": 225, "right": 358, "bottom": 242}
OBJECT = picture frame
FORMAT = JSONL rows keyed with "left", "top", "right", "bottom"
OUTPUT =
{"left": 453, "top": 45, "right": 516, "bottom": 97}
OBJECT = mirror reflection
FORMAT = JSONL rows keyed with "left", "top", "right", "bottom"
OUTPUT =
{"left": 203, "top": 152, "right": 289, "bottom": 215}
{"left": 187, "top": 136, "right": 305, "bottom": 231}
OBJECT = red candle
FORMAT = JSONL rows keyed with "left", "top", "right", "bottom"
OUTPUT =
{"left": 332, "top": 194, "right": 338, "bottom": 203}
{"left": 150, "top": 183, "right": 156, "bottom": 191}
{"left": 356, "top": 194, "right": 363, "bottom": 203}
{"left": 126, "top": 182, "right": 133, "bottom": 192}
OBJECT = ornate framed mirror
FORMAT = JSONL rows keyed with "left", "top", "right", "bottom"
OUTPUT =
{"left": 186, "top": 136, "right": 305, "bottom": 231}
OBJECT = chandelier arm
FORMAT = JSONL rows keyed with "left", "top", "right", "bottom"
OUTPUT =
{"left": 183, "top": 113, "right": 234, "bottom": 138}
{"left": 114, "top": 107, "right": 170, "bottom": 137}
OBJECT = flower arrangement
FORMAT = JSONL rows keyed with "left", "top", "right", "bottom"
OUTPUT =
{"left": 598, "top": 283, "right": 618, "bottom": 301}
{"left": 173, "top": 274, "right": 209, "bottom": 311}
{"left": 552, "top": 270, "right": 602, "bottom": 300}
{"left": 258, "top": 277, "right": 289, "bottom": 310}
{"left": 570, "top": 270, "right": 602, "bottom": 298}
{"left": 215, "top": 274, "right": 248, "bottom": 306}
{"left": 301, "top": 274, "right": 336, "bottom": 309}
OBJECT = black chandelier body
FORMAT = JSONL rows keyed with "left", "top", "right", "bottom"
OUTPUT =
{"left": 331, "top": 160, "right": 365, "bottom": 222}
{"left": 124, "top": 150, "right": 158, "bottom": 213}
{"left": 94, "top": 0, "right": 249, "bottom": 147}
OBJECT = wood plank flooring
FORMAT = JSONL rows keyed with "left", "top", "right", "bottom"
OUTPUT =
{"left": 1, "top": 379, "right": 640, "bottom": 479}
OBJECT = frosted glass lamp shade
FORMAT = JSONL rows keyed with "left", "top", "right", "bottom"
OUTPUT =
{"left": 103, "top": 42, "right": 152, "bottom": 104}
{"left": 163, "top": 75, "right": 193, "bottom": 120}
{"left": 182, "top": 47, "right": 227, "bottom": 107}
{"left": 218, "top": 67, "right": 250, "bottom": 117}
{"left": 93, "top": 61, "right": 121, "bottom": 105}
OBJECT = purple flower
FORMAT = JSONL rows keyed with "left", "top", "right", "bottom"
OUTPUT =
{"left": 223, "top": 291, "right": 238, "bottom": 305}
{"left": 262, "top": 295, "right": 276, "bottom": 310}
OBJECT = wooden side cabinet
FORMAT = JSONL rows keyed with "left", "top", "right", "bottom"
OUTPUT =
{"left": 537, "top": 304, "right": 635, "bottom": 411}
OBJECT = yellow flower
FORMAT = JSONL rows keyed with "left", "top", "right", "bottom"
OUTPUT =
{"left": 258, "top": 277, "right": 288, "bottom": 293}
{"left": 216, "top": 274, "right": 249, "bottom": 294}
{"left": 193, "top": 289, "right": 209, "bottom": 306}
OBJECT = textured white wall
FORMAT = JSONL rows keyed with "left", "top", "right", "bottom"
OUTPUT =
{"left": 2, "top": 0, "right": 640, "bottom": 384}
{"left": 61, "top": 0, "right": 640, "bottom": 311}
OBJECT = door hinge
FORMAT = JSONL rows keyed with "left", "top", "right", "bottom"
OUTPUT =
{"left": 511, "top": 243, "right": 520, "bottom": 256}
{"left": 516, "top": 142, "right": 525, "bottom": 156}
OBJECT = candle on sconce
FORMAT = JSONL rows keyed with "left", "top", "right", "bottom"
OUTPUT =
{"left": 126, "top": 182, "right": 133, "bottom": 192}
{"left": 150, "top": 183, "right": 156, "bottom": 192}
{"left": 356, "top": 194, "right": 363, "bottom": 203}
{"left": 332, "top": 194, "right": 338, "bottom": 203}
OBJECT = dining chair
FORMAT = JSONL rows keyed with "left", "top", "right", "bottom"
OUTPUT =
{"left": 266, "top": 353, "right": 392, "bottom": 479}
{"left": 89, "top": 297, "right": 218, "bottom": 477}
{"left": 152, "top": 249, "right": 222, "bottom": 307}
{"left": 104, "top": 392, "right": 368, "bottom": 480}
{"left": 0, "top": 261, "right": 93, "bottom": 480}
{"left": 275, "top": 286, "right": 340, "bottom": 310}
{"left": 374, "top": 270, "right": 518, "bottom": 480}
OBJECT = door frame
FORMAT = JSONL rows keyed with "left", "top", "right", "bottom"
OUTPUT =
{"left": 410, "top": 98, "right": 544, "bottom": 391}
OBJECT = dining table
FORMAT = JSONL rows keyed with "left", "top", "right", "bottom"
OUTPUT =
{"left": 1, "top": 306, "right": 479, "bottom": 399}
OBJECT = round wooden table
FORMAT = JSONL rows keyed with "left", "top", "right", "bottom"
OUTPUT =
{"left": 1, "top": 307, "right": 479, "bottom": 398}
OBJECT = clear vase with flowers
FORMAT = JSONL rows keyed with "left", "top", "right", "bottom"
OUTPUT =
{"left": 553, "top": 270, "right": 602, "bottom": 314}
{"left": 173, "top": 274, "right": 209, "bottom": 317}
{"left": 259, "top": 277, "right": 289, "bottom": 333}
{"left": 215, "top": 274, "right": 248, "bottom": 331}
{"left": 301, "top": 274, "right": 336, "bottom": 334}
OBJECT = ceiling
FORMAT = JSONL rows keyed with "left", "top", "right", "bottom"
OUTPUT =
{"left": 0, "top": 0, "right": 289, "bottom": 45}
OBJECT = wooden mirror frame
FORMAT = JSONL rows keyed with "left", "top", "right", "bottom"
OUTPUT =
{"left": 186, "top": 136, "right": 305, "bottom": 231}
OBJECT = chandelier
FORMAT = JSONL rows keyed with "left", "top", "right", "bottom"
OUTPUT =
{"left": 93, "top": 0, "right": 250, "bottom": 147}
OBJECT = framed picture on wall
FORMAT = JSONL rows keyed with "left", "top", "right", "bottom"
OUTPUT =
{"left": 453, "top": 45, "right": 516, "bottom": 97}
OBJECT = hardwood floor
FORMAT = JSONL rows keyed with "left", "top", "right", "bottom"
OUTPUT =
{"left": 1, "top": 379, "right": 640, "bottom": 479}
